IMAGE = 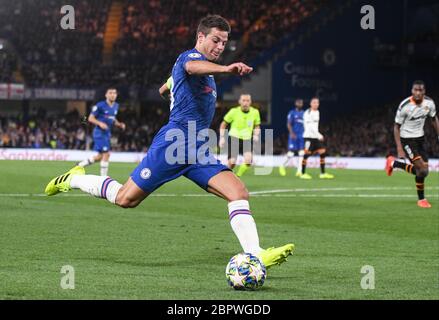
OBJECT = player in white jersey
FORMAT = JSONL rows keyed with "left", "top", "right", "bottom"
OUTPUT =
{"left": 385, "top": 80, "right": 439, "bottom": 208}
{"left": 300, "top": 97, "right": 334, "bottom": 180}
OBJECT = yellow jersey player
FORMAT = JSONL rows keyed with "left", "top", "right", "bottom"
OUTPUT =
{"left": 219, "top": 94, "right": 261, "bottom": 177}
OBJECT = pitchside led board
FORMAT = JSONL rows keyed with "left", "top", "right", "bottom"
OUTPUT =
{"left": 271, "top": 0, "right": 438, "bottom": 135}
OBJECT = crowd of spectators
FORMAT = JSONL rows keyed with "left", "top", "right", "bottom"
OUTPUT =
{"left": 0, "top": 50, "right": 17, "bottom": 82}
{"left": 1, "top": 0, "right": 438, "bottom": 93}
{"left": 0, "top": 0, "right": 324, "bottom": 88}
{"left": 2, "top": 102, "right": 438, "bottom": 158}
{"left": 113, "top": 0, "right": 323, "bottom": 87}
{"left": 274, "top": 104, "right": 439, "bottom": 157}
{"left": 0, "top": 0, "right": 111, "bottom": 86}
{"left": 0, "top": 105, "right": 169, "bottom": 152}
{"left": 239, "top": 0, "right": 321, "bottom": 63}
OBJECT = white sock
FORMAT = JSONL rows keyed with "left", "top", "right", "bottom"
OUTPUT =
{"left": 283, "top": 151, "right": 294, "bottom": 167}
{"left": 78, "top": 156, "right": 95, "bottom": 167}
{"left": 297, "top": 150, "right": 304, "bottom": 173}
{"left": 70, "top": 175, "right": 122, "bottom": 204}
{"left": 100, "top": 161, "right": 109, "bottom": 176}
{"left": 228, "top": 200, "right": 262, "bottom": 255}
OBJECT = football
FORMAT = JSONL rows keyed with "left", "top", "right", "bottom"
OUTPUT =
{"left": 225, "top": 253, "right": 267, "bottom": 290}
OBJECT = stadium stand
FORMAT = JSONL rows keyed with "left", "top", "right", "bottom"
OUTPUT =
{"left": 2, "top": 100, "right": 438, "bottom": 158}
{"left": 0, "top": 0, "right": 437, "bottom": 159}
{"left": 0, "top": 0, "right": 325, "bottom": 87}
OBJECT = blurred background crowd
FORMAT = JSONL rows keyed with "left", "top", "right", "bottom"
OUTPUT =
{"left": 1, "top": 0, "right": 438, "bottom": 158}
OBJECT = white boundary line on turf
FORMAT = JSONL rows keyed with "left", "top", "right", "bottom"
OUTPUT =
{"left": 248, "top": 186, "right": 439, "bottom": 195}
{"left": 0, "top": 186, "right": 438, "bottom": 198}
{"left": 263, "top": 194, "right": 432, "bottom": 198}
{"left": 0, "top": 194, "right": 435, "bottom": 199}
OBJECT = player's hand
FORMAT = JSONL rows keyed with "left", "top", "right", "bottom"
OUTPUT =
{"left": 219, "top": 137, "right": 226, "bottom": 148}
{"left": 119, "top": 122, "right": 126, "bottom": 131}
{"left": 161, "top": 94, "right": 170, "bottom": 101}
{"left": 290, "top": 132, "right": 297, "bottom": 140}
{"left": 253, "top": 134, "right": 259, "bottom": 143}
{"left": 397, "top": 148, "right": 405, "bottom": 159}
{"left": 99, "top": 123, "right": 108, "bottom": 130}
{"left": 225, "top": 62, "right": 253, "bottom": 76}
{"left": 318, "top": 135, "right": 324, "bottom": 141}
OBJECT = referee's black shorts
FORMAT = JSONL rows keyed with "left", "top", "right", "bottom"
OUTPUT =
{"left": 227, "top": 136, "right": 252, "bottom": 160}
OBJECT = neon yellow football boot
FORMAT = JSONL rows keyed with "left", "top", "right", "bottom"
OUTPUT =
{"left": 279, "top": 166, "right": 287, "bottom": 176}
{"left": 44, "top": 166, "right": 85, "bottom": 196}
{"left": 236, "top": 164, "right": 250, "bottom": 177}
{"left": 319, "top": 173, "right": 335, "bottom": 179}
{"left": 258, "top": 244, "right": 295, "bottom": 269}
{"left": 299, "top": 173, "right": 312, "bottom": 180}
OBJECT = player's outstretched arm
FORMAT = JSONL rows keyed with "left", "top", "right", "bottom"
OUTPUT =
{"left": 115, "top": 119, "right": 126, "bottom": 131}
{"left": 88, "top": 113, "right": 107, "bottom": 130}
{"left": 159, "top": 77, "right": 173, "bottom": 100}
{"left": 287, "top": 123, "right": 296, "bottom": 140}
{"left": 186, "top": 61, "right": 253, "bottom": 76}
{"left": 159, "top": 82, "right": 170, "bottom": 100}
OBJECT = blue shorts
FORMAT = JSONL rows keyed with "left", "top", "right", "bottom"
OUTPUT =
{"left": 131, "top": 123, "right": 230, "bottom": 193}
{"left": 93, "top": 135, "right": 111, "bottom": 153}
{"left": 288, "top": 136, "right": 305, "bottom": 151}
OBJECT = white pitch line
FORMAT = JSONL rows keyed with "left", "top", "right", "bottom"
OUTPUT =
{"left": 0, "top": 193, "right": 211, "bottom": 197}
{"left": 0, "top": 194, "right": 434, "bottom": 199}
{"left": 249, "top": 186, "right": 439, "bottom": 195}
{"left": 0, "top": 185, "right": 437, "bottom": 199}
{"left": 261, "top": 194, "right": 434, "bottom": 198}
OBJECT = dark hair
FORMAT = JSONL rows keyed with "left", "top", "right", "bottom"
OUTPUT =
{"left": 412, "top": 80, "right": 425, "bottom": 88}
{"left": 106, "top": 87, "right": 117, "bottom": 93}
{"left": 310, "top": 97, "right": 319, "bottom": 102}
{"left": 197, "top": 15, "right": 231, "bottom": 38}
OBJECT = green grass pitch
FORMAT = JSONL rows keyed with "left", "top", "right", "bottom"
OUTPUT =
{"left": 0, "top": 160, "right": 438, "bottom": 299}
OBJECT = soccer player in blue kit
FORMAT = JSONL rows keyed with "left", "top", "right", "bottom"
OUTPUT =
{"left": 77, "top": 88, "right": 126, "bottom": 176}
{"left": 279, "top": 98, "right": 305, "bottom": 177}
{"left": 45, "top": 15, "right": 294, "bottom": 269}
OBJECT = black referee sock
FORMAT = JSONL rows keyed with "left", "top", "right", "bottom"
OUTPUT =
{"left": 393, "top": 160, "right": 416, "bottom": 175}
{"left": 415, "top": 176, "right": 425, "bottom": 200}
{"left": 320, "top": 155, "right": 326, "bottom": 174}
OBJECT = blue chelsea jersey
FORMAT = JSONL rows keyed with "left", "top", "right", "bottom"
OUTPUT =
{"left": 287, "top": 109, "right": 304, "bottom": 134}
{"left": 169, "top": 48, "right": 217, "bottom": 131}
{"left": 91, "top": 100, "right": 119, "bottom": 137}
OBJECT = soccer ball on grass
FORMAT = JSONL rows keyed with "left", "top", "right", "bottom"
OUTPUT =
{"left": 225, "top": 253, "right": 266, "bottom": 290}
